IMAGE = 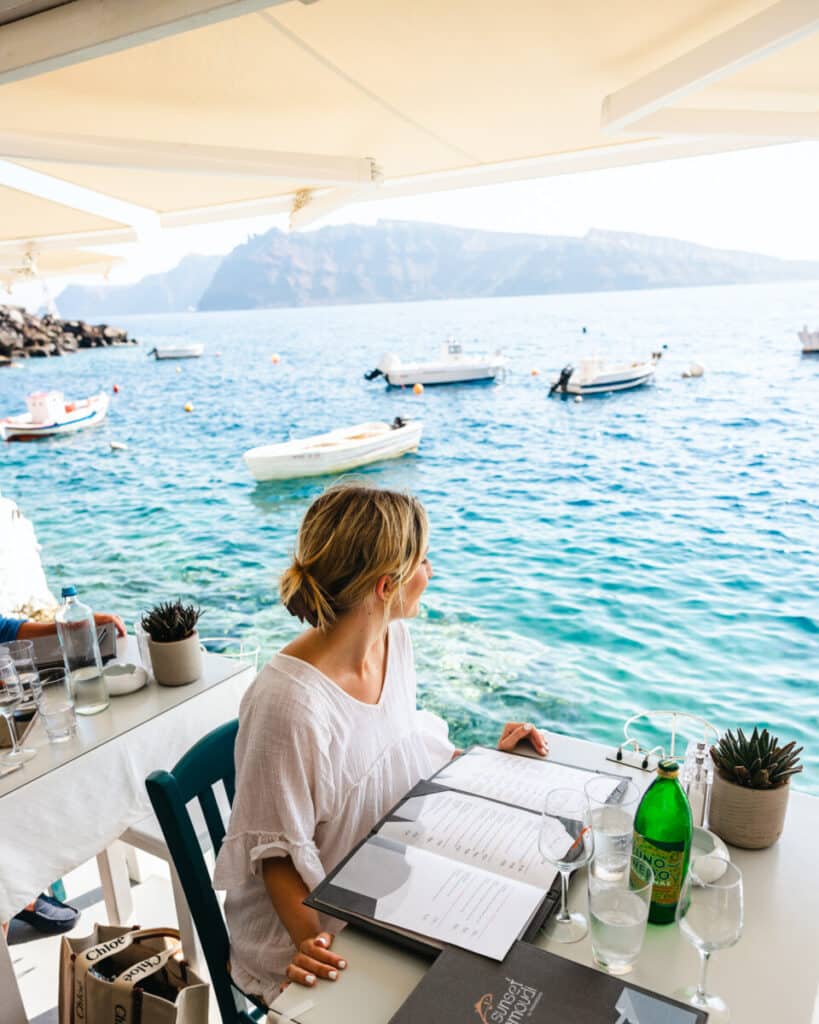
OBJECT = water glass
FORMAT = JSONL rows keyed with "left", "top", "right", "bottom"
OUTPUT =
{"left": 0, "top": 655, "right": 37, "bottom": 766}
{"left": 584, "top": 775, "right": 640, "bottom": 880}
{"left": 37, "top": 669, "right": 77, "bottom": 743}
{"left": 674, "top": 861, "right": 743, "bottom": 1023}
{"left": 0, "top": 639, "right": 42, "bottom": 726}
{"left": 538, "top": 788, "right": 594, "bottom": 943}
{"left": 588, "top": 854, "right": 653, "bottom": 975}
{"left": 200, "top": 636, "right": 260, "bottom": 672}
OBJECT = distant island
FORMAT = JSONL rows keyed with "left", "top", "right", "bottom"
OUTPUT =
{"left": 56, "top": 221, "right": 819, "bottom": 318}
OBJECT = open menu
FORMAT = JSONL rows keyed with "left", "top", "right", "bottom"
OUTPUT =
{"left": 305, "top": 747, "right": 621, "bottom": 961}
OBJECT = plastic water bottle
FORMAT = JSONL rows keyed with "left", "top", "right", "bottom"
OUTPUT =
{"left": 56, "top": 586, "right": 109, "bottom": 715}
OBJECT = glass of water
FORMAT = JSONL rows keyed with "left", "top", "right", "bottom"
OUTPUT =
{"left": 674, "top": 861, "right": 743, "bottom": 1022}
{"left": 538, "top": 788, "right": 594, "bottom": 943}
{"left": 0, "top": 639, "right": 42, "bottom": 730}
{"left": 0, "top": 655, "right": 38, "bottom": 766}
{"left": 37, "top": 669, "right": 77, "bottom": 743}
{"left": 584, "top": 775, "right": 640, "bottom": 880}
{"left": 588, "top": 854, "right": 653, "bottom": 974}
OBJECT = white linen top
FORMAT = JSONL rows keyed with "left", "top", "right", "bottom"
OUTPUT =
{"left": 212, "top": 620, "right": 454, "bottom": 1006}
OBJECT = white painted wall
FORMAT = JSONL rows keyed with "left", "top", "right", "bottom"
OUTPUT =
{"left": 0, "top": 492, "right": 57, "bottom": 617}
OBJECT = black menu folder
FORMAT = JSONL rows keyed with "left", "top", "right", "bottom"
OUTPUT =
{"left": 388, "top": 941, "right": 709, "bottom": 1023}
{"left": 306, "top": 747, "right": 621, "bottom": 961}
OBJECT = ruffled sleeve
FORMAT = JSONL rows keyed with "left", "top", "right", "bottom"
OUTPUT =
{"left": 414, "top": 707, "right": 455, "bottom": 769}
{"left": 213, "top": 670, "right": 333, "bottom": 894}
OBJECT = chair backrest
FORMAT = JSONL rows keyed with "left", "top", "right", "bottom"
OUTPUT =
{"left": 146, "top": 719, "right": 263, "bottom": 1024}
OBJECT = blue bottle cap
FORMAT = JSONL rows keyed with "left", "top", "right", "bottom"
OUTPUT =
{"left": 61, "top": 585, "right": 77, "bottom": 598}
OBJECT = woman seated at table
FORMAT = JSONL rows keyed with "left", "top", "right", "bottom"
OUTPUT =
{"left": 213, "top": 482, "right": 548, "bottom": 1004}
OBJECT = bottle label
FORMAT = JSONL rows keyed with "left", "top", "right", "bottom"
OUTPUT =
{"left": 632, "top": 834, "right": 686, "bottom": 906}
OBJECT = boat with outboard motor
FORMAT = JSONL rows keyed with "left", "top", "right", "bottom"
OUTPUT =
{"left": 365, "top": 339, "right": 506, "bottom": 387}
{"left": 549, "top": 353, "right": 659, "bottom": 397}
{"left": 243, "top": 417, "right": 422, "bottom": 481}
{"left": 148, "top": 344, "right": 203, "bottom": 359}
{"left": 1, "top": 390, "right": 109, "bottom": 440}
{"left": 798, "top": 325, "right": 819, "bottom": 353}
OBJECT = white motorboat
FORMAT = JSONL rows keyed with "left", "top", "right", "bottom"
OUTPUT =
{"left": 365, "top": 339, "right": 506, "bottom": 387}
{"left": 148, "top": 344, "right": 204, "bottom": 359}
{"left": 549, "top": 354, "right": 658, "bottom": 396}
{"left": 798, "top": 325, "right": 819, "bottom": 353}
{"left": 1, "top": 390, "right": 109, "bottom": 441}
{"left": 243, "top": 418, "right": 423, "bottom": 481}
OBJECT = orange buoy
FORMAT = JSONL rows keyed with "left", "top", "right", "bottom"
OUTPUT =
{"left": 112, "top": 383, "right": 120, "bottom": 393}
{"left": 184, "top": 401, "right": 194, "bottom": 413}
{"left": 531, "top": 368, "right": 540, "bottom": 376}
{"left": 413, "top": 382, "right": 424, "bottom": 395}
{"left": 271, "top": 353, "right": 281, "bottom": 364}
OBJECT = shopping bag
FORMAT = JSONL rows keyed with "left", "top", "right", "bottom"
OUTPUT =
{"left": 58, "top": 923, "right": 208, "bottom": 1024}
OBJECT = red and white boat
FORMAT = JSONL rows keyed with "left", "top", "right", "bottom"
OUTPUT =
{"left": 1, "top": 390, "right": 109, "bottom": 441}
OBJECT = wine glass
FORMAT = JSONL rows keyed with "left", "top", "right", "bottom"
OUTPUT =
{"left": 674, "top": 860, "right": 743, "bottom": 1022}
{"left": 538, "top": 788, "right": 594, "bottom": 942}
{"left": 0, "top": 639, "right": 42, "bottom": 730}
{"left": 0, "top": 655, "right": 38, "bottom": 767}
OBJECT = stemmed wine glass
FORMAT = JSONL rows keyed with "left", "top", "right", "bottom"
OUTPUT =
{"left": 675, "top": 861, "right": 744, "bottom": 1022}
{"left": 0, "top": 655, "right": 38, "bottom": 767}
{"left": 0, "top": 639, "right": 42, "bottom": 730}
{"left": 538, "top": 788, "right": 594, "bottom": 943}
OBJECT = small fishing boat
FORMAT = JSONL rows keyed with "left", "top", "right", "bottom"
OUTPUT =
{"left": 1, "top": 390, "right": 109, "bottom": 441}
{"left": 365, "top": 339, "right": 506, "bottom": 387}
{"left": 243, "top": 418, "right": 422, "bottom": 481}
{"left": 148, "top": 344, "right": 204, "bottom": 359}
{"left": 798, "top": 326, "right": 819, "bottom": 353}
{"left": 549, "top": 354, "right": 658, "bottom": 396}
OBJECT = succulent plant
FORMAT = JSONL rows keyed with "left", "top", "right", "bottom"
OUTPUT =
{"left": 710, "top": 727, "right": 803, "bottom": 789}
{"left": 141, "top": 600, "right": 202, "bottom": 644}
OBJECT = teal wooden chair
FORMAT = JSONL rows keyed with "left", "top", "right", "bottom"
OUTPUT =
{"left": 146, "top": 719, "right": 267, "bottom": 1024}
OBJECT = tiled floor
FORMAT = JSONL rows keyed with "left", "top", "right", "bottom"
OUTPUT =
{"left": 7, "top": 851, "right": 221, "bottom": 1023}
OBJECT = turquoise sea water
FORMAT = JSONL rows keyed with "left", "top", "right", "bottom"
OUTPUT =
{"left": 2, "top": 280, "right": 817, "bottom": 792}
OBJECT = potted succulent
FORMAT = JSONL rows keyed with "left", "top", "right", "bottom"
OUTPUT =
{"left": 708, "top": 727, "right": 803, "bottom": 849}
{"left": 141, "top": 600, "right": 202, "bottom": 686}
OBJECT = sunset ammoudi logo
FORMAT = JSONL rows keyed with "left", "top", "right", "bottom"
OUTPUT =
{"left": 473, "top": 977, "right": 543, "bottom": 1023}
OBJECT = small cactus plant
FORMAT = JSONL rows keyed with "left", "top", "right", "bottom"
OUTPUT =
{"left": 710, "top": 727, "right": 803, "bottom": 790}
{"left": 141, "top": 600, "right": 201, "bottom": 644}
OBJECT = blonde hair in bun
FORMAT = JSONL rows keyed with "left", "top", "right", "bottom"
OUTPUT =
{"left": 280, "top": 482, "right": 428, "bottom": 631}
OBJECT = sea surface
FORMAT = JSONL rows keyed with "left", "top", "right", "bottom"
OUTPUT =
{"left": 2, "top": 280, "right": 817, "bottom": 793}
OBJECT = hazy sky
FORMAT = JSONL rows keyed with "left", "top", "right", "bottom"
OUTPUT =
{"left": 7, "top": 140, "right": 819, "bottom": 307}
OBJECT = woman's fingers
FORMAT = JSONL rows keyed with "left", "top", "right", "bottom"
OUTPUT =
{"left": 497, "top": 721, "right": 549, "bottom": 757}
{"left": 298, "top": 933, "right": 347, "bottom": 971}
{"left": 285, "top": 963, "right": 318, "bottom": 987}
{"left": 292, "top": 951, "right": 341, "bottom": 980}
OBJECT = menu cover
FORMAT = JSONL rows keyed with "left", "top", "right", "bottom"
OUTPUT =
{"left": 306, "top": 748, "right": 623, "bottom": 961}
{"left": 388, "top": 942, "right": 709, "bottom": 1023}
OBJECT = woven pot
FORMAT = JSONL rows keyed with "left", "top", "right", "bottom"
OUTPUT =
{"left": 708, "top": 771, "right": 790, "bottom": 849}
{"left": 147, "top": 632, "right": 202, "bottom": 687}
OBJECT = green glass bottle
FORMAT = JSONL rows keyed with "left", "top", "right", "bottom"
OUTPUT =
{"left": 632, "top": 759, "right": 692, "bottom": 924}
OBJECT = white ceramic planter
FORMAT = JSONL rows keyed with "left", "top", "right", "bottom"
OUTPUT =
{"left": 708, "top": 771, "right": 790, "bottom": 849}
{"left": 147, "top": 632, "right": 202, "bottom": 687}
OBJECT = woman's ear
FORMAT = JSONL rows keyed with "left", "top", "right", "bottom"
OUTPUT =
{"left": 374, "top": 574, "right": 394, "bottom": 602}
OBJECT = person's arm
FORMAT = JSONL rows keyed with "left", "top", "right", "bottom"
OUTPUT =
{"left": 17, "top": 613, "right": 126, "bottom": 639}
{"left": 262, "top": 856, "right": 346, "bottom": 987}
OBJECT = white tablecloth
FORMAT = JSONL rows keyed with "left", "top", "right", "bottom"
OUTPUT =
{"left": 0, "top": 667, "right": 251, "bottom": 921}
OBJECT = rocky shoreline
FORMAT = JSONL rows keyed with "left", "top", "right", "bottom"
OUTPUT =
{"left": 0, "top": 304, "right": 137, "bottom": 365}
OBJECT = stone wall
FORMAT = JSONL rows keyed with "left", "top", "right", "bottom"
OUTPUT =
{"left": 0, "top": 493, "right": 57, "bottom": 620}
{"left": 0, "top": 305, "right": 137, "bottom": 365}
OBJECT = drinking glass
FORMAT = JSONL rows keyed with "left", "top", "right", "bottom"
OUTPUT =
{"left": 0, "top": 639, "right": 42, "bottom": 729}
{"left": 200, "top": 636, "right": 260, "bottom": 672}
{"left": 0, "top": 655, "right": 37, "bottom": 766}
{"left": 584, "top": 775, "right": 640, "bottom": 880}
{"left": 674, "top": 861, "right": 743, "bottom": 1022}
{"left": 37, "top": 669, "right": 77, "bottom": 743}
{"left": 588, "top": 854, "right": 653, "bottom": 974}
{"left": 538, "top": 788, "right": 594, "bottom": 942}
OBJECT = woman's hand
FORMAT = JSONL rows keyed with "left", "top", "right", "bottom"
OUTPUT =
{"left": 93, "top": 612, "right": 127, "bottom": 637}
{"left": 497, "top": 721, "right": 548, "bottom": 757}
{"left": 284, "top": 932, "right": 347, "bottom": 988}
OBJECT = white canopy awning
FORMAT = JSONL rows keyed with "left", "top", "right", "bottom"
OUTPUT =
{"left": 0, "top": 0, "right": 816, "bottom": 239}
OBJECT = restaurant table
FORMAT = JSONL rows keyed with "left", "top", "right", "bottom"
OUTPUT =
{"left": 270, "top": 732, "right": 819, "bottom": 1024}
{"left": 0, "top": 640, "right": 254, "bottom": 1024}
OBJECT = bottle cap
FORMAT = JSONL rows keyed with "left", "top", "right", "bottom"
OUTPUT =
{"left": 61, "top": 585, "right": 77, "bottom": 598}
{"left": 657, "top": 758, "right": 680, "bottom": 778}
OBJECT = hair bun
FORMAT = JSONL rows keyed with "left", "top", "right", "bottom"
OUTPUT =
{"left": 280, "top": 558, "right": 335, "bottom": 631}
